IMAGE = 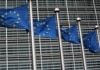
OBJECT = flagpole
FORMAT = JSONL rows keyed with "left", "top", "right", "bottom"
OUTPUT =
{"left": 77, "top": 17, "right": 87, "bottom": 70}
{"left": 93, "top": 0, "right": 100, "bottom": 48}
{"left": 55, "top": 8, "right": 65, "bottom": 70}
{"left": 28, "top": 0, "right": 36, "bottom": 70}
{"left": 5, "top": 0, "right": 8, "bottom": 70}
{"left": 95, "top": 25, "right": 100, "bottom": 47}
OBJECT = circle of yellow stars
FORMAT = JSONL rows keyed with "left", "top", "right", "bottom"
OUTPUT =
{"left": 61, "top": 29, "right": 72, "bottom": 41}
{"left": 0, "top": 11, "right": 20, "bottom": 28}
{"left": 83, "top": 37, "right": 91, "bottom": 48}
{"left": 34, "top": 21, "right": 50, "bottom": 37}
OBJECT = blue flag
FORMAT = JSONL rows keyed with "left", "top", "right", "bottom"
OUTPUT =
{"left": 61, "top": 25, "right": 80, "bottom": 44}
{"left": 33, "top": 16, "right": 57, "bottom": 38}
{"left": 83, "top": 31, "right": 100, "bottom": 53}
{"left": 0, "top": 4, "right": 30, "bottom": 31}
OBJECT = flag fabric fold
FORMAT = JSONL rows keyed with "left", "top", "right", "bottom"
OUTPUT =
{"left": 33, "top": 16, "right": 57, "bottom": 38}
{"left": 83, "top": 31, "right": 100, "bottom": 53}
{"left": 61, "top": 25, "right": 80, "bottom": 44}
{"left": 0, "top": 4, "right": 30, "bottom": 31}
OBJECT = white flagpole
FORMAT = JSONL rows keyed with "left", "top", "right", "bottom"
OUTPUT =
{"left": 93, "top": 0, "right": 100, "bottom": 47}
{"left": 77, "top": 17, "right": 87, "bottom": 70}
{"left": 5, "top": 0, "right": 8, "bottom": 70}
{"left": 95, "top": 25, "right": 100, "bottom": 48}
{"left": 54, "top": 8, "right": 65, "bottom": 70}
{"left": 95, "top": 25, "right": 100, "bottom": 47}
{"left": 28, "top": 0, "right": 36, "bottom": 70}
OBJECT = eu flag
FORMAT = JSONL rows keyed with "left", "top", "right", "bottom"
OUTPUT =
{"left": 33, "top": 16, "right": 57, "bottom": 38}
{"left": 61, "top": 25, "right": 80, "bottom": 44}
{"left": 83, "top": 31, "right": 100, "bottom": 53}
{"left": 0, "top": 4, "right": 30, "bottom": 31}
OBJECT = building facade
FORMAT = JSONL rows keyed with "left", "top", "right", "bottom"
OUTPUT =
{"left": 0, "top": 0, "right": 100, "bottom": 70}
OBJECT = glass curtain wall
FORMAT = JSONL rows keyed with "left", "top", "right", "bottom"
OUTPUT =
{"left": 0, "top": 0, "right": 100, "bottom": 70}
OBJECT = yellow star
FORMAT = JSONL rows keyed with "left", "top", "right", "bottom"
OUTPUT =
{"left": 13, "top": 24, "right": 16, "bottom": 27}
{"left": 47, "top": 28, "right": 50, "bottom": 30}
{"left": 17, "top": 14, "right": 19, "bottom": 17}
{"left": 40, "top": 23, "right": 43, "bottom": 25}
{"left": 13, "top": 11, "right": 16, "bottom": 13}
{"left": 42, "top": 22, "right": 45, "bottom": 25}
{"left": 9, "top": 11, "right": 12, "bottom": 13}
{"left": 68, "top": 32, "right": 71, "bottom": 35}
{"left": 43, "top": 34, "right": 45, "bottom": 36}
{"left": 18, "top": 18, "right": 21, "bottom": 20}
{"left": 46, "top": 25, "right": 49, "bottom": 27}
{"left": 87, "top": 39, "right": 90, "bottom": 41}
{"left": 5, "top": 13, "right": 8, "bottom": 15}
{"left": 1, "top": 15, "right": 4, "bottom": 18}
{"left": 46, "top": 32, "right": 49, "bottom": 34}
{"left": 16, "top": 21, "right": 19, "bottom": 24}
